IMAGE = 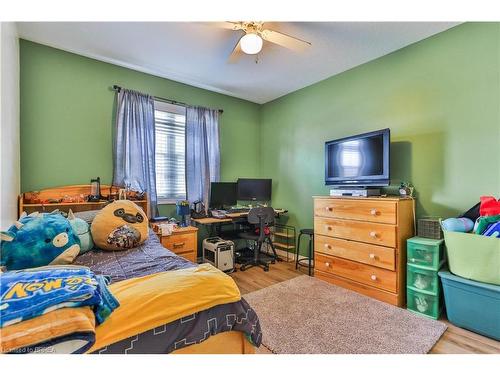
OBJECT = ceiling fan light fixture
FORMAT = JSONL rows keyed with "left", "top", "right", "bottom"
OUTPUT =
{"left": 240, "top": 33, "right": 263, "bottom": 55}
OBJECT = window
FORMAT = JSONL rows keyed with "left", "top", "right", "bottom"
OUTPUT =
{"left": 154, "top": 101, "right": 187, "bottom": 203}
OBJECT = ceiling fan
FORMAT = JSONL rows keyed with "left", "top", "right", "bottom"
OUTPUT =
{"left": 218, "top": 22, "right": 311, "bottom": 63}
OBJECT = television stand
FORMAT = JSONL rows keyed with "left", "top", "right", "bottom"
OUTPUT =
{"left": 330, "top": 188, "right": 381, "bottom": 197}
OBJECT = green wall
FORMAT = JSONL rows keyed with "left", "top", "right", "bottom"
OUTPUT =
{"left": 20, "top": 23, "right": 500, "bottom": 234}
{"left": 20, "top": 40, "right": 261, "bottom": 216}
{"left": 260, "top": 23, "right": 500, "bottom": 234}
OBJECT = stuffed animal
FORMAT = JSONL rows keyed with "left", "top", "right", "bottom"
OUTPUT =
{"left": 91, "top": 200, "right": 149, "bottom": 251}
{"left": 0, "top": 211, "right": 81, "bottom": 270}
{"left": 441, "top": 217, "right": 474, "bottom": 233}
{"left": 67, "top": 209, "right": 94, "bottom": 253}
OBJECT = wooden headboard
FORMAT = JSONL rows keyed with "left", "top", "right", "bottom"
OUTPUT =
{"left": 18, "top": 184, "right": 150, "bottom": 218}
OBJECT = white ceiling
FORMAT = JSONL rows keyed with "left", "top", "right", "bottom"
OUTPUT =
{"left": 16, "top": 22, "right": 459, "bottom": 104}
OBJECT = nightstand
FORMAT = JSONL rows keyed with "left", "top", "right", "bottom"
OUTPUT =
{"left": 156, "top": 225, "right": 198, "bottom": 263}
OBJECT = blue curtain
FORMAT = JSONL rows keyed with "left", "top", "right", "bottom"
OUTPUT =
{"left": 113, "top": 89, "right": 159, "bottom": 217}
{"left": 186, "top": 107, "right": 220, "bottom": 212}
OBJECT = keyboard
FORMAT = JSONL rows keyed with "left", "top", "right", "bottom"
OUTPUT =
{"left": 227, "top": 208, "right": 250, "bottom": 214}
{"left": 210, "top": 209, "right": 228, "bottom": 219}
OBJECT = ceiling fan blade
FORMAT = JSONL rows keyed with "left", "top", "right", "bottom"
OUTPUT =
{"left": 228, "top": 37, "right": 243, "bottom": 63}
{"left": 261, "top": 29, "right": 311, "bottom": 52}
{"left": 216, "top": 21, "right": 245, "bottom": 31}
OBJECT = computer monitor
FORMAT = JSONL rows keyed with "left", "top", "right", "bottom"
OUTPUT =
{"left": 210, "top": 182, "right": 238, "bottom": 209}
{"left": 237, "top": 178, "right": 272, "bottom": 201}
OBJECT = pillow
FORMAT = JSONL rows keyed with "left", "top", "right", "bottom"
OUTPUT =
{"left": 0, "top": 211, "right": 81, "bottom": 270}
{"left": 68, "top": 209, "right": 94, "bottom": 254}
{"left": 90, "top": 200, "right": 149, "bottom": 251}
{"left": 73, "top": 210, "right": 101, "bottom": 224}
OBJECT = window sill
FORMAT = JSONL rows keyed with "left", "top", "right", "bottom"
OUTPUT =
{"left": 157, "top": 199, "right": 179, "bottom": 205}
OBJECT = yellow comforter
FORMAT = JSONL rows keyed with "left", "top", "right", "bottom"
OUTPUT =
{"left": 88, "top": 263, "right": 241, "bottom": 352}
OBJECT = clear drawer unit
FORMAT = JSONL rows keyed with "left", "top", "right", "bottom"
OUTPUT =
{"left": 406, "top": 236, "right": 445, "bottom": 319}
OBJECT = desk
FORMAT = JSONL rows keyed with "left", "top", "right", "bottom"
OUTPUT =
{"left": 191, "top": 209, "right": 289, "bottom": 246}
{"left": 192, "top": 209, "right": 289, "bottom": 266}
{"left": 191, "top": 217, "right": 232, "bottom": 225}
{"left": 191, "top": 209, "right": 287, "bottom": 225}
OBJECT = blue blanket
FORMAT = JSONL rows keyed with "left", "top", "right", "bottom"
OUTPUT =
{"left": 0, "top": 266, "right": 119, "bottom": 327}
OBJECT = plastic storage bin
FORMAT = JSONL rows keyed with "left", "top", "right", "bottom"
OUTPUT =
{"left": 443, "top": 230, "right": 500, "bottom": 285}
{"left": 407, "top": 237, "right": 444, "bottom": 271}
{"left": 407, "top": 264, "right": 440, "bottom": 294}
{"left": 439, "top": 270, "right": 500, "bottom": 340}
{"left": 407, "top": 286, "right": 442, "bottom": 319}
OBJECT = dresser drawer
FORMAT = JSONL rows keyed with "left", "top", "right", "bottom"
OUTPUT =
{"left": 314, "top": 217, "right": 396, "bottom": 247}
{"left": 161, "top": 233, "right": 196, "bottom": 254}
{"left": 315, "top": 270, "right": 399, "bottom": 306}
{"left": 314, "top": 198, "right": 397, "bottom": 224}
{"left": 179, "top": 251, "right": 197, "bottom": 262}
{"left": 315, "top": 253, "right": 397, "bottom": 292}
{"left": 315, "top": 234, "right": 396, "bottom": 270}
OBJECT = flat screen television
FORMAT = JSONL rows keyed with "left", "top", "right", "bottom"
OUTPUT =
{"left": 237, "top": 178, "right": 272, "bottom": 201}
{"left": 210, "top": 182, "right": 238, "bottom": 209}
{"left": 325, "top": 128, "right": 390, "bottom": 187}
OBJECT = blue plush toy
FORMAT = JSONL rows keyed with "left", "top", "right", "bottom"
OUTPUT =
{"left": 441, "top": 217, "right": 474, "bottom": 233}
{"left": 0, "top": 211, "right": 81, "bottom": 270}
{"left": 67, "top": 209, "right": 94, "bottom": 253}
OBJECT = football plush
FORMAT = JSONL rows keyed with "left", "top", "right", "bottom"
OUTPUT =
{"left": 0, "top": 211, "right": 81, "bottom": 270}
{"left": 91, "top": 200, "right": 149, "bottom": 251}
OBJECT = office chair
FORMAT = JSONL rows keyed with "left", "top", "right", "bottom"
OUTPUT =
{"left": 238, "top": 207, "right": 278, "bottom": 272}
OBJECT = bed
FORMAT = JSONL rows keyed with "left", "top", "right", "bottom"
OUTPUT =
{"left": 14, "top": 185, "right": 261, "bottom": 354}
{"left": 72, "top": 229, "right": 261, "bottom": 354}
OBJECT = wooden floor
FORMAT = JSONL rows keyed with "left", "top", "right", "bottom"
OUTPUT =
{"left": 230, "top": 261, "right": 500, "bottom": 354}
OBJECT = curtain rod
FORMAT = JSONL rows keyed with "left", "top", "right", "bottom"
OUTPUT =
{"left": 112, "top": 85, "right": 223, "bottom": 114}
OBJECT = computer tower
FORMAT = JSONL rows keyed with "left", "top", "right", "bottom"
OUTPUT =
{"left": 202, "top": 237, "right": 235, "bottom": 272}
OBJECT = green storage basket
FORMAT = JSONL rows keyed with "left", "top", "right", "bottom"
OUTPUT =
{"left": 407, "top": 264, "right": 440, "bottom": 295}
{"left": 443, "top": 230, "right": 500, "bottom": 285}
{"left": 407, "top": 237, "right": 444, "bottom": 271}
{"left": 407, "top": 286, "right": 442, "bottom": 320}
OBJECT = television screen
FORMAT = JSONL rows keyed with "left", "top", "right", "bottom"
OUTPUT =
{"left": 210, "top": 182, "right": 237, "bottom": 208}
{"left": 237, "top": 179, "right": 272, "bottom": 201}
{"left": 325, "top": 129, "right": 390, "bottom": 186}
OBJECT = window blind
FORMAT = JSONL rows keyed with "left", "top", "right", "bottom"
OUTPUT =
{"left": 154, "top": 102, "right": 187, "bottom": 202}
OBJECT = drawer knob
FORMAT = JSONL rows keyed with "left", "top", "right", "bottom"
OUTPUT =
{"left": 324, "top": 244, "right": 332, "bottom": 250}
{"left": 369, "top": 231, "right": 377, "bottom": 238}
{"left": 325, "top": 262, "right": 330, "bottom": 267}
{"left": 371, "top": 275, "right": 377, "bottom": 281}
{"left": 325, "top": 225, "right": 333, "bottom": 231}
{"left": 369, "top": 253, "right": 376, "bottom": 259}
{"left": 370, "top": 209, "right": 378, "bottom": 216}
{"left": 325, "top": 206, "right": 333, "bottom": 212}
{"left": 173, "top": 242, "right": 185, "bottom": 248}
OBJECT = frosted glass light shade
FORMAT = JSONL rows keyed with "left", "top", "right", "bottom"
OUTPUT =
{"left": 240, "top": 33, "right": 263, "bottom": 55}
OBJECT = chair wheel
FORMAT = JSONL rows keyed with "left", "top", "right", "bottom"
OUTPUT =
{"left": 264, "top": 266, "right": 269, "bottom": 272}
{"left": 271, "top": 260, "right": 276, "bottom": 264}
{"left": 240, "top": 265, "right": 246, "bottom": 271}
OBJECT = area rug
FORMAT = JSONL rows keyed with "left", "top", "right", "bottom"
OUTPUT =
{"left": 243, "top": 275, "right": 447, "bottom": 354}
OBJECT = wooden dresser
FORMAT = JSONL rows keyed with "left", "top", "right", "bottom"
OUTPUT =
{"left": 313, "top": 196, "right": 414, "bottom": 306}
{"left": 157, "top": 226, "right": 198, "bottom": 263}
